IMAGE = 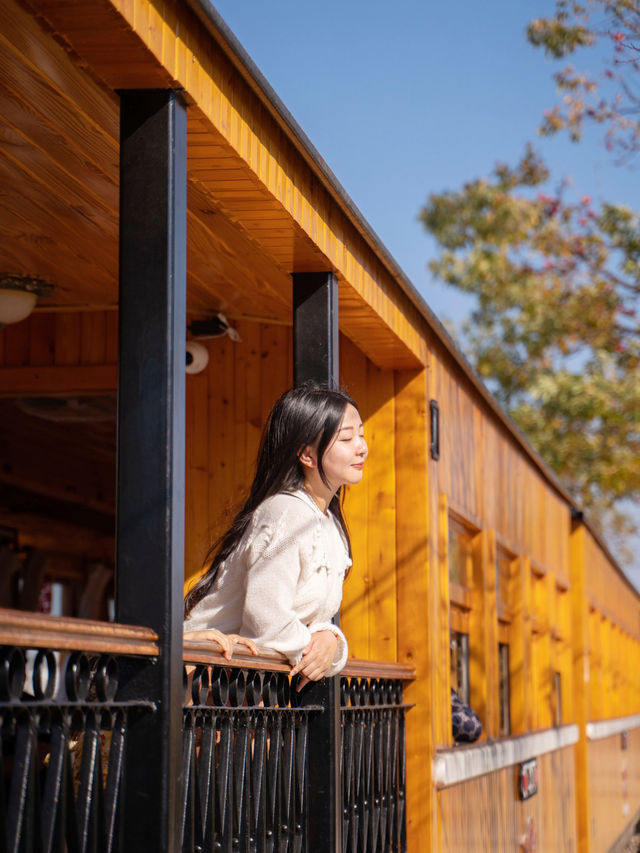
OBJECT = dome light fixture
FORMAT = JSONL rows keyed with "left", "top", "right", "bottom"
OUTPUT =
{"left": 0, "top": 274, "right": 54, "bottom": 327}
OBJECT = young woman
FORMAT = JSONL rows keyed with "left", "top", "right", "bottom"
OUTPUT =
{"left": 184, "top": 383, "right": 368, "bottom": 687}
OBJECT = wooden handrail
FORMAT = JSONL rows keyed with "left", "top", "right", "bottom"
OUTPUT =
{"left": 184, "top": 641, "right": 416, "bottom": 681}
{"left": 0, "top": 610, "right": 416, "bottom": 681}
{"left": 0, "top": 608, "right": 159, "bottom": 656}
{"left": 342, "top": 658, "right": 415, "bottom": 680}
{"left": 183, "top": 640, "right": 291, "bottom": 672}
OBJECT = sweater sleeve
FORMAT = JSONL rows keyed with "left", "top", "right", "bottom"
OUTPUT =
{"left": 308, "top": 621, "right": 348, "bottom": 676}
{"left": 239, "top": 505, "right": 314, "bottom": 665}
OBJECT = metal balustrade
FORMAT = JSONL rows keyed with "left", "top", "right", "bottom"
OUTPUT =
{"left": 340, "top": 668, "right": 410, "bottom": 853}
{"left": 0, "top": 612, "right": 413, "bottom": 853}
{"left": 0, "top": 610, "right": 159, "bottom": 853}
{"left": 181, "top": 662, "right": 320, "bottom": 853}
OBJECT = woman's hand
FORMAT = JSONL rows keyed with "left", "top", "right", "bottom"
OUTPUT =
{"left": 184, "top": 629, "right": 259, "bottom": 660}
{"left": 290, "top": 630, "right": 338, "bottom": 689}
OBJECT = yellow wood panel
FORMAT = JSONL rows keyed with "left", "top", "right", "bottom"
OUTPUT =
{"left": 437, "top": 494, "right": 451, "bottom": 748}
{"left": 241, "top": 320, "right": 263, "bottom": 486}
{"left": 183, "top": 321, "right": 292, "bottom": 584}
{"left": 393, "top": 368, "right": 433, "bottom": 853}
{"left": 531, "top": 572, "right": 553, "bottom": 731}
{"left": 570, "top": 525, "right": 591, "bottom": 853}
{"left": 601, "top": 617, "right": 613, "bottom": 719}
{"left": 258, "top": 324, "right": 291, "bottom": 426}
{"left": 438, "top": 746, "right": 577, "bottom": 852}
{"left": 340, "top": 336, "right": 370, "bottom": 658}
{"left": 363, "top": 363, "right": 397, "bottom": 662}
{"left": 509, "top": 555, "right": 532, "bottom": 735}
{"left": 589, "top": 610, "right": 604, "bottom": 721}
{"left": 205, "top": 333, "right": 237, "bottom": 572}
{"left": 184, "top": 364, "right": 209, "bottom": 588}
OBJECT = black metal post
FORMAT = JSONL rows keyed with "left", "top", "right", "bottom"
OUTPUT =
{"left": 116, "top": 89, "right": 187, "bottom": 852}
{"left": 292, "top": 272, "right": 342, "bottom": 853}
{"left": 292, "top": 272, "right": 339, "bottom": 387}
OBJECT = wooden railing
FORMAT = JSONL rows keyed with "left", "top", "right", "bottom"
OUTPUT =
{"left": 1, "top": 610, "right": 414, "bottom": 853}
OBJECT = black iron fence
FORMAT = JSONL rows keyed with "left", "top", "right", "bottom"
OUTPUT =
{"left": 0, "top": 608, "right": 158, "bottom": 853}
{"left": 341, "top": 668, "right": 409, "bottom": 853}
{"left": 1, "top": 611, "right": 413, "bottom": 853}
{"left": 181, "top": 645, "right": 320, "bottom": 853}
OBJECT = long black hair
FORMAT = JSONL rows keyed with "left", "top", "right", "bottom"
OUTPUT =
{"left": 184, "top": 382, "right": 358, "bottom": 618}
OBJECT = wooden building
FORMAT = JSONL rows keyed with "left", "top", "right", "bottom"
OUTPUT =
{"left": 0, "top": 0, "right": 638, "bottom": 850}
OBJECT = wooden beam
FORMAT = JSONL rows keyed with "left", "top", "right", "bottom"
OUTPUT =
{"left": 1, "top": 510, "right": 114, "bottom": 561}
{"left": 0, "top": 365, "right": 117, "bottom": 396}
{"left": 0, "top": 471, "right": 114, "bottom": 516}
{"left": 570, "top": 524, "right": 592, "bottom": 853}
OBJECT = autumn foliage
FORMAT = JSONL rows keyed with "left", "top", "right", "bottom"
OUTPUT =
{"left": 421, "top": 145, "right": 640, "bottom": 545}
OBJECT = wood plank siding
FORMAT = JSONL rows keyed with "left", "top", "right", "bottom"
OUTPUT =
{"left": 438, "top": 745, "right": 577, "bottom": 852}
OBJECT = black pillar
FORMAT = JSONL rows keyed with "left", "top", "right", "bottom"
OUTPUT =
{"left": 292, "top": 272, "right": 339, "bottom": 387}
{"left": 116, "top": 90, "right": 187, "bottom": 851}
{"left": 292, "top": 271, "right": 342, "bottom": 853}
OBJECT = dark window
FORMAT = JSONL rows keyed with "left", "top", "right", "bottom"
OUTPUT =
{"left": 450, "top": 630, "right": 470, "bottom": 704}
{"left": 498, "top": 642, "right": 511, "bottom": 736}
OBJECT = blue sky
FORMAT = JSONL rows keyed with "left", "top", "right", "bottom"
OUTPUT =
{"left": 211, "top": 0, "right": 636, "bottom": 319}
{"left": 210, "top": 0, "right": 639, "bottom": 586}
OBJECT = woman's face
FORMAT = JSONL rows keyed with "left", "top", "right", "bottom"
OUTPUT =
{"left": 318, "top": 403, "right": 368, "bottom": 490}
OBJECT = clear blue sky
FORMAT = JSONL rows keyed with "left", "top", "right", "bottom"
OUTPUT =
{"left": 210, "top": 0, "right": 639, "bottom": 587}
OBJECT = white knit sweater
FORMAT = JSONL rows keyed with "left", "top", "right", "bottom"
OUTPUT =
{"left": 184, "top": 490, "right": 350, "bottom": 676}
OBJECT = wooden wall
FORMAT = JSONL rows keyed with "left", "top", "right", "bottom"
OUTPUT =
{"left": 588, "top": 728, "right": 640, "bottom": 852}
{"left": 0, "top": 309, "right": 118, "bottom": 380}
{"left": 184, "top": 320, "right": 292, "bottom": 584}
{"left": 422, "top": 340, "right": 576, "bottom": 753}
{"left": 184, "top": 327, "right": 407, "bottom": 671}
{"left": 427, "top": 341, "right": 570, "bottom": 579}
{"left": 438, "top": 746, "right": 577, "bottom": 852}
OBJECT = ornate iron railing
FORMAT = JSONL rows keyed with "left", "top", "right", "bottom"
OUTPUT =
{"left": 182, "top": 643, "right": 321, "bottom": 853}
{"left": 0, "top": 612, "right": 414, "bottom": 853}
{"left": 340, "top": 662, "right": 411, "bottom": 853}
{"left": 0, "top": 608, "right": 158, "bottom": 853}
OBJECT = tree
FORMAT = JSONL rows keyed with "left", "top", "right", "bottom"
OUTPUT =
{"left": 420, "top": 146, "right": 640, "bottom": 545}
{"left": 527, "top": 0, "right": 640, "bottom": 158}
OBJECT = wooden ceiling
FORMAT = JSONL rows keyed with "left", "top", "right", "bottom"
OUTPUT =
{"left": 0, "top": 0, "right": 302, "bottom": 323}
{"left": 0, "top": 0, "right": 427, "bottom": 370}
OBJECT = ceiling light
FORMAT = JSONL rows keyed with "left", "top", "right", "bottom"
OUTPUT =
{"left": 0, "top": 275, "right": 54, "bottom": 327}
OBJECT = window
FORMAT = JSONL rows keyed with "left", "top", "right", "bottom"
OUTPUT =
{"left": 498, "top": 642, "right": 511, "bottom": 736}
{"left": 448, "top": 514, "right": 475, "bottom": 717}
{"left": 450, "top": 630, "right": 470, "bottom": 704}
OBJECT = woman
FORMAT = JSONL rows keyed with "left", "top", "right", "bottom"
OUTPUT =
{"left": 184, "top": 383, "right": 368, "bottom": 687}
